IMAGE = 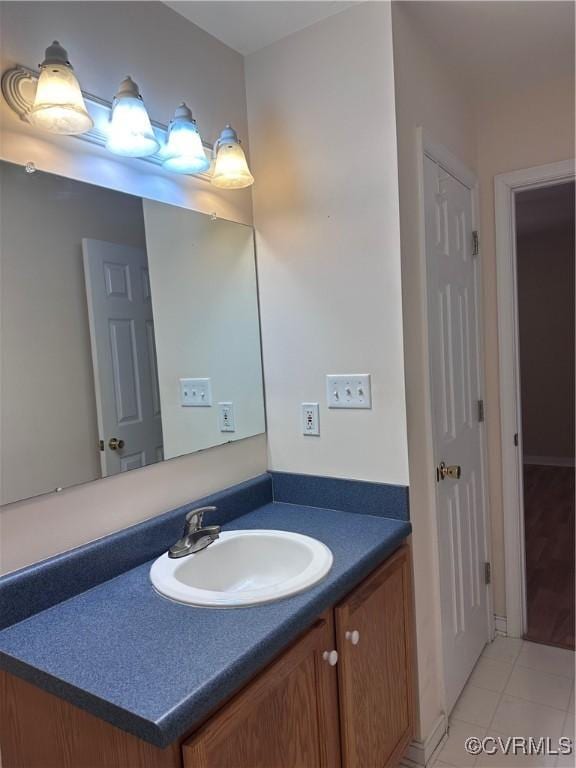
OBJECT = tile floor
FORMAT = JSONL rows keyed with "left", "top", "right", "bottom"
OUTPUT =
{"left": 433, "top": 637, "right": 575, "bottom": 767}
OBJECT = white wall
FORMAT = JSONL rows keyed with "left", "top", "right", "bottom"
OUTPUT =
{"left": 143, "top": 200, "right": 265, "bottom": 459}
{"left": 0, "top": 1, "right": 267, "bottom": 574}
{"left": 245, "top": 2, "right": 409, "bottom": 486}
{"left": 0, "top": 163, "right": 148, "bottom": 504}
{"left": 391, "top": 1, "right": 478, "bottom": 744}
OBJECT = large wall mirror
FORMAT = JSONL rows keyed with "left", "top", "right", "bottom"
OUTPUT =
{"left": 0, "top": 161, "right": 266, "bottom": 505}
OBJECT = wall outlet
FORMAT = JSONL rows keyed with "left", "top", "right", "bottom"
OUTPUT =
{"left": 326, "top": 374, "right": 371, "bottom": 409}
{"left": 302, "top": 403, "right": 320, "bottom": 436}
{"left": 218, "top": 402, "right": 235, "bottom": 432}
{"left": 179, "top": 378, "right": 212, "bottom": 407}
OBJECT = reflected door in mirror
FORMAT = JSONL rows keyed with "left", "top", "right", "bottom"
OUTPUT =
{"left": 83, "top": 239, "right": 163, "bottom": 475}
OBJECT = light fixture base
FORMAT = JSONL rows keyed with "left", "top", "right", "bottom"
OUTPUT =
{"left": 1, "top": 66, "right": 37, "bottom": 122}
{"left": 41, "top": 41, "right": 71, "bottom": 67}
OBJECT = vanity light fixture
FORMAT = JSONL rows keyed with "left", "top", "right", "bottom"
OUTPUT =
{"left": 211, "top": 124, "right": 254, "bottom": 189}
{"left": 27, "top": 41, "right": 93, "bottom": 135}
{"left": 106, "top": 76, "right": 159, "bottom": 158}
{"left": 2, "top": 50, "right": 254, "bottom": 187}
{"left": 162, "top": 102, "right": 210, "bottom": 174}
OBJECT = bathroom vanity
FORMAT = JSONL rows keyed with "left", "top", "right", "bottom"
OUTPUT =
{"left": 0, "top": 474, "right": 414, "bottom": 768}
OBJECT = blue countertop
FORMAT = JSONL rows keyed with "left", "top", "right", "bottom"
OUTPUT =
{"left": 0, "top": 502, "right": 410, "bottom": 747}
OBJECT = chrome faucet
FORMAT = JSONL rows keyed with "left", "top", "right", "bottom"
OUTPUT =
{"left": 168, "top": 506, "right": 221, "bottom": 559}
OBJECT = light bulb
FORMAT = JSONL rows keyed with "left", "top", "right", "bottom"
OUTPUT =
{"left": 162, "top": 103, "right": 210, "bottom": 174}
{"left": 28, "top": 41, "right": 93, "bottom": 135}
{"left": 106, "top": 76, "right": 159, "bottom": 158}
{"left": 211, "top": 124, "right": 254, "bottom": 189}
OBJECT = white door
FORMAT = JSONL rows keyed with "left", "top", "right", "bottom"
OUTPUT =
{"left": 424, "top": 155, "right": 490, "bottom": 711}
{"left": 83, "top": 239, "right": 163, "bottom": 476}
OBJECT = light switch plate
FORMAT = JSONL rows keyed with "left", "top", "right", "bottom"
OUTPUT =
{"left": 218, "top": 402, "right": 235, "bottom": 432}
{"left": 326, "top": 374, "right": 371, "bottom": 409}
{"left": 302, "top": 403, "right": 320, "bottom": 436}
{"left": 179, "top": 378, "right": 212, "bottom": 407}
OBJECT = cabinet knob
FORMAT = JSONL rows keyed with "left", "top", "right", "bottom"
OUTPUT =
{"left": 345, "top": 630, "right": 360, "bottom": 645}
{"left": 322, "top": 650, "right": 338, "bottom": 666}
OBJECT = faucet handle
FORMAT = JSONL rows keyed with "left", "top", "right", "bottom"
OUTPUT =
{"left": 184, "top": 505, "right": 217, "bottom": 533}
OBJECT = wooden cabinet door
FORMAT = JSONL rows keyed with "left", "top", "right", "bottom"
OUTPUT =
{"left": 335, "top": 545, "right": 415, "bottom": 768}
{"left": 182, "top": 612, "right": 341, "bottom": 768}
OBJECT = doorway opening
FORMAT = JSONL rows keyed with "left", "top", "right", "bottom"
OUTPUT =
{"left": 494, "top": 159, "right": 576, "bottom": 642}
{"left": 516, "top": 181, "right": 575, "bottom": 650}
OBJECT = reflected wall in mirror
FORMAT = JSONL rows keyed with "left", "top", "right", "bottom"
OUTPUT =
{"left": 0, "top": 161, "right": 265, "bottom": 505}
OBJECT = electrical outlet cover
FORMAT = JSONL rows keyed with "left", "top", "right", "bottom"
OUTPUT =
{"left": 302, "top": 403, "right": 320, "bottom": 435}
{"left": 218, "top": 402, "right": 235, "bottom": 432}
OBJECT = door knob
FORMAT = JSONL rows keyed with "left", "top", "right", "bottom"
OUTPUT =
{"left": 437, "top": 461, "right": 461, "bottom": 481}
{"left": 345, "top": 630, "right": 360, "bottom": 645}
{"left": 322, "top": 650, "right": 338, "bottom": 666}
{"left": 108, "top": 437, "right": 125, "bottom": 451}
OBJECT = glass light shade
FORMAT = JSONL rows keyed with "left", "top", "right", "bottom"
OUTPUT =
{"left": 28, "top": 42, "right": 93, "bottom": 135}
{"left": 211, "top": 124, "right": 254, "bottom": 189}
{"left": 106, "top": 76, "right": 159, "bottom": 158}
{"left": 162, "top": 103, "right": 210, "bottom": 174}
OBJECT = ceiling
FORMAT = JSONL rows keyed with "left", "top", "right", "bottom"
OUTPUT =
{"left": 401, "top": 1, "right": 575, "bottom": 100}
{"left": 516, "top": 182, "right": 575, "bottom": 236}
{"left": 165, "top": 1, "right": 358, "bottom": 55}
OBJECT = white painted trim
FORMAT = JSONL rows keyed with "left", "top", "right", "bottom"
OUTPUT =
{"left": 524, "top": 456, "right": 575, "bottom": 468}
{"left": 494, "top": 158, "right": 575, "bottom": 639}
{"left": 400, "top": 713, "right": 449, "bottom": 767}
{"left": 416, "top": 127, "right": 495, "bottom": 708}
{"left": 494, "top": 615, "right": 508, "bottom": 636}
{"left": 471, "top": 167, "right": 496, "bottom": 647}
{"left": 421, "top": 131, "right": 477, "bottom": 189}
{"left": 415, "top": 126, "right": 449, "bottom": 717}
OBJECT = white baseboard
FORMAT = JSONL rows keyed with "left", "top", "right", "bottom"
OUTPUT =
{"left": 523, "top": 455, "right": 575, "bottom": 468}
{"left": 400, "top": 713, "right": 449, "bottom": 767}
{"left": 494, "top": 615, "right": 508, "bottom": 636}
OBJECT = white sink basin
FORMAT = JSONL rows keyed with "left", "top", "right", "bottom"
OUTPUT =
{"left": 150, "top": 530, "right": 333, "bottom": 607}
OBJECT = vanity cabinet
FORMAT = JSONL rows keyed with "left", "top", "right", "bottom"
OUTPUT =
{"left": 182, "top": 612, "right": 340, "bottom": 768}
{"left": 335, "top": 545, "right": 414, "bottom": 768}
{"left": 182, "top": 544, "right": 414, "bottom": 768}
{"left": 0, "top": 544, "right": 414, "bottom": 768}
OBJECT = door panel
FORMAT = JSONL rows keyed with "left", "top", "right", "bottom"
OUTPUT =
{"left": 83, "top": 239, "right": 163, "bottom": 477}
{"left": 182, "top": 614, "right": 341, "bottom": 768}
{"left": 424, "top": 155, "right": 489, "bottom": 711}
{"left": 109, "top": 318, "right": 142, "bottom": 425}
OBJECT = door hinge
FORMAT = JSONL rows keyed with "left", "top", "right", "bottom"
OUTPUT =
{"left": 472, "top": 230, "right": 479, "bottom": 257}
{"left": 477, "top": 399, "right": 485, "bottom": 423}
{"left": 484, "top": 562, "right": 491, "bottom": 585}
{"left": 514, "top": 433, "right": 519, "bottom": 446}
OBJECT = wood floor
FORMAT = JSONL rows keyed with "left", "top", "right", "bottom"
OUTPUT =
{"left": 523, "top": 464, "right": 575, "bottom": 650}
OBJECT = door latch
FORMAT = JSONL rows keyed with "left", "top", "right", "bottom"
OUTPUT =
{"left": 437, "top": 461, "right": 462, "bottom": 482}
